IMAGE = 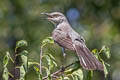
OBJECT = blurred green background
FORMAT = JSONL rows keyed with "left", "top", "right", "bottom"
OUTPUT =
{"left": 0, "top": 0, "right": 120, "bottom": 80}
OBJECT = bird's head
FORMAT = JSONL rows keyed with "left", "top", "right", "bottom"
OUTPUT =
{"left": 41, "top": 12, "right": 67, "bottom": 25}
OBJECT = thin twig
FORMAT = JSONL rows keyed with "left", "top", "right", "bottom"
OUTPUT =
{"left": 42, "top": 61, "right": 77, "bottom": 80}
{"left": 40, "top": 46, "right": 43, "bottom": 74}
{"left": 14, "top": 52, "right": 17, "bottom": 80}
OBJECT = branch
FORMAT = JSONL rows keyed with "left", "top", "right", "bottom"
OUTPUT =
{"left": 40, "top": 46, "right": 43, "bottom": 74}
{"left": 42, "top": 61, "right": 79, "bottom": 80}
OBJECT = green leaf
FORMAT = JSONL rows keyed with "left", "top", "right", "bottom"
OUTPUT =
{"left": 8, "top": 53, "right": 14, "bottom": 63}
{"left": 45, "top": 55, "right": 52, "bottom": 70}
{"left": 46, "top": 53, "right": 56, "bottom": 60}
{"left": 101, "top": 46, "right": 110, "bottom": 59}
{"left": 98, "top": 54, "right": 108, "bottom": 78}
{"left": 52, "top": 61, "right": 57, "bottom": 67}
{"left": 2, "top": 67, "right": 9, "bottom": 80}
{"left": 42, "top": 37, "right": 54, "bottom": 45}
{"left": 63, "top": 76, "right": 69, "bottom": 80}
{"left": 43, "top": 66, "right": 50, "bottom": 78}
{"left": 18, "top": 50, "right": 28, "bottom": 72}
{"left": 43, "top": 53, "right": 58, "bottom": 79}
{"left": 8, "top": 72, "right": 14, "bottom": 78}
{"left": 34, "top": 66, "right": 40, "bottom": 73}
{"left": 92, "top": 49, "right": 99, "bottom": 59}
{"left": 34, "top": 66, "right": 42, "bottom": 80}
{"left": 44, "top": 54, "right": 57, "bottom": 72}
{"left": 65, "top": 61, "right": 80, "bottom": 75}
{"left": 3, "top": 52, "right": 14, "bottom": 80}
{"left": 92, "top": 46, "right": 110, "bottom": 78}
{"left": 100, "top": 58, "right": 108, "bottom": 78}
{"left": 65, "top": 65, "right": 83, "bottom": 80}
{"left": 48, "top": 74, "right": 52, "bottom": 80}
{"left": 44, "top": 53, "right": 57, "bottom": 67}
{"left": 92, "top": 49, "right": 98, "bottom": 54}
{"left": 19, "top": 50, "right": 28, "bottom": 56}
{"left": 20, "top": 66, "right": 26, "bottom": 80}
{"left": 71, "top": 69, "right": 83, "bottom": 80}
{"left": 65, "top": 68, "right": 73, "bottom": 75}
{"left": 28, "top": 61, "right": 40, "bottom": 68}
{"left": 58, "top": 75, "right": 64, "bottom": 80}
{"left": 21, "top": 55, "right": 28, "bottom": 72}
{"left": 105, "top": 62, "right": 110, "bottom": 67}
{"left": 3, "top": 52, "right": 9, "bottom": 67}
{"left": 86, "top": 70, "right": 93, "bottom": 80}
{"left": 16, "top": 40, "right": 28, "bottom": 49}
{"left": 18, "top": 50, "right": 28, "bottom": 79}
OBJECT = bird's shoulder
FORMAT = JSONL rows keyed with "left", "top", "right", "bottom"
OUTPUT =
{"left": 75, "top": 36, "right": 85, "bottom": 43}
{"left": 68, "top": 29, "right": 85, "bottom": 43}
{"left": 52, "top": 23, "right": 70, "bottom": 35}
{"left": 52, "top": 28, "right": 67, "bottom": 38}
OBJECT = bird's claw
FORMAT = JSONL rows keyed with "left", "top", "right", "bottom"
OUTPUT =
{"left": 63, "top": 53, "right": 67, "bottom": 58}
{"left": 61, "top": 66, "right": 65, "bottom": 72}
{"left": 61, "top": 47, "right": 66, "bottom": 58}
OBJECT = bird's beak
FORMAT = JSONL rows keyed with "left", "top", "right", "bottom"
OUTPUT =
{"left": 41, "top": 13, "right": 53, "bottom": 20}
{"left": 41, "top": 13, "right": 50, "bottom": 16}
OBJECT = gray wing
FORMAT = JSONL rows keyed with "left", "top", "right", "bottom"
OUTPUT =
{"left": 52, "top": 29, "right": 75, "bottom": 51}
{"left": 69, "top": 31, "right": 104, "bottom": 71}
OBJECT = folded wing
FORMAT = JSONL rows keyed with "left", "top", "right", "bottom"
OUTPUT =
{"left": 52, "top": 29, "right": 75, "bottom": 51}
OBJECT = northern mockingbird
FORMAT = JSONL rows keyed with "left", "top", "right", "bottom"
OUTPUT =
{"left": 41, "top": 12, "right": 104, "bottom": 71}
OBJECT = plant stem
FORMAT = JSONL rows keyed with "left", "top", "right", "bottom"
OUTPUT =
{"left": 40, "top": 46, "right": 43, "bottom": 74}
{"left": 42, "top": 61, "right": 78, "bottom": 80}
{"left": 14, "top": 50, "right": 20, "bottom": 80}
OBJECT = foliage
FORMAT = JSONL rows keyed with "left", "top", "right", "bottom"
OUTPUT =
{"left": 2, "top": 52, "right": 14, "bottom": 80}
{"left": 2, "top": 37, "right": 110, "bottom": 80}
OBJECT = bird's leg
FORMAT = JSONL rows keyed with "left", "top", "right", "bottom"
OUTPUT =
{"left": 61, "top": 47, "right": 66, "bottom": 58}
{"left": 54, "top": 41, "right": 66, "bottom": 58}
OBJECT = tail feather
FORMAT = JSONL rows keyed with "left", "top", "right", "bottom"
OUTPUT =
{"left": 74, "top": 44, "right": 104, "bottom": 71}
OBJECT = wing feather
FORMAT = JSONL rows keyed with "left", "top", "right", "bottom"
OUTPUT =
{"left": 52, "top": 29, "right": 75, "bottom": 51}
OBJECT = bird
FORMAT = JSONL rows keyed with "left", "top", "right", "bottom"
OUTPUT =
{"left": 41, "top": 12, "right": 104, "bottom": 71}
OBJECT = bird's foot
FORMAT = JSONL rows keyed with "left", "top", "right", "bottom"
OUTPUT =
{"left": 61, "top": 47, "right": 66, "bottom": 58}
{"left": 63, "top": 53, "right": 67, "bottom": 58}
{"left": 61, "top": 66, "right": 65, "bottom": 72}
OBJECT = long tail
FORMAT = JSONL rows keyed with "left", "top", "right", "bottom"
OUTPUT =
{"left": 74, "top": 44, "right": 104, "bottom": 71}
